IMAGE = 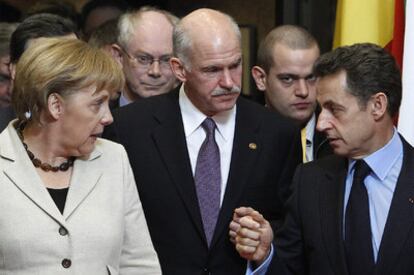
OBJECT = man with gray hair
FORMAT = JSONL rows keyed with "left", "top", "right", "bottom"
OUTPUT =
{"left": 111, "top": 6, "right": 179, "bottom": 107}
{"left": 104, "top": 8, "right": 301, "bottom": 274}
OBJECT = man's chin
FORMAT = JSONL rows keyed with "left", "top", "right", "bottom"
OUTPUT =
{"left": 140, "top": 89, "right": 168, "bottom": 98}
{"left": 291, "top": 111, "right": 314, "bottom": 125}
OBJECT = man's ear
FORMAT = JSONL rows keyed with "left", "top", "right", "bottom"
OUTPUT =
{"left": 170, "top": 57, "right": 187, "bottom": 82}
{"left": 111, "top": 44, "right": 124, "bottom": 68}
{"left": 370, "top": 92, "right": 388, "bottom": 120}
{"left": 251, "top": 66, "right": 267, "bottom": 91}
{"left": 47, "top": 93, "right": 64, "bottom": 120}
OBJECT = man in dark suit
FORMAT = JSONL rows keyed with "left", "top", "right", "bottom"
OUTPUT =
{"left": 252, "top": 25, "right": 332, "bottom": 162}
{"left": 0, "top": 106, "right": 14, "bottom": 131}
{"left": 0, "top": 15, "right": 77, "bottom": 132}
{"left": 0, "top": 23, "right": 18, "bottom": 110}
{"left": 233, "top": 43, "right": 413, "bottom": 274}
{"left": 103, "top": 8, "right": 301, "bottom": 275}
{"left": 0, "top": 23, "right": 18, "bottom": 132}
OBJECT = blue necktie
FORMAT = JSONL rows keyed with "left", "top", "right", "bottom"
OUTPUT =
{"left": 195, "top": 118, "right": 221, "bottom": 245}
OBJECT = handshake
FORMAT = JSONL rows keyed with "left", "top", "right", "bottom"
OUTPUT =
{"left": 229, "top": 207, "right": 274, "bottom": 267}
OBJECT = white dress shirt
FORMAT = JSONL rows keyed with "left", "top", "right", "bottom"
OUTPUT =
{"left": 179, "top": 85, "right": 236, "bottom": 204}
{"left": 305, "top": 113, "right": 316, "bottom": 162}
{"left": 179, "top": 85, "right": 271, "bottom": 275}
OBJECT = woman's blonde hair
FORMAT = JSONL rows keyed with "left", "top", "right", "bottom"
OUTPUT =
{"left": 12, "top": 38, "right": 124, "bottom": 123}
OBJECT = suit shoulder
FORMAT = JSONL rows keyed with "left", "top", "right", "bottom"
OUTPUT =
{"left": 95, "top": 138, "right": 127, "bottom": 156}
{"left": 302, "top": 154, "right": 346, "bottom": 174}
{"left": 237, "top": 97, "right": 300, "bottom": 133}
{"left": 114, "top": 92, "right": 172, "bottom": 117}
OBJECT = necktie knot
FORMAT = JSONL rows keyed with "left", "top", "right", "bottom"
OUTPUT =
{"left": 353, "top": 160, "right": 371, "bottom": 183}
{"left": 202, "top": 118, "right": 216, "bottom": 139}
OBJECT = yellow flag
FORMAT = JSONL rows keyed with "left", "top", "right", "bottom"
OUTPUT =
{"left": 333, "top": 0, "right": 395, "bottom": 48}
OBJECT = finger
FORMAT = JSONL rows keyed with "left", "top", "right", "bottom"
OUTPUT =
{"left": 238, "top": 227, "right": 261, "bottom": 240}
{"left": 234, "top": 207, "right": 255, "bottom": 216}
{"left": 239, "top": 216, "right": 260, "bottom": 230}
{"left": 235, "top": 207, "right": 266, "bottom": 224}
{"left": 229, "top": 220, "right": 240, "bottom": 232}
{"left": 248, "top": 211, "right": 265, "bottom": 223}
{"left": 229, "top": 227, "right": 238, "bottom": 240}
{"left": 235, "top": 236, "right": 260, "bottom": 247}
{"left": 236, "top": 243, "right": 257, "bottom": 255}
{"left": 232, "top": 211, "right": 241, "bottom": 222}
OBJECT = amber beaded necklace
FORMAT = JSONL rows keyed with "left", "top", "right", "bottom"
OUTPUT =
{"left": 16, "top": 121, "right": 75, "bottom": 172}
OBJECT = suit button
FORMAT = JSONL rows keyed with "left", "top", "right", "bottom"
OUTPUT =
{"left": 59, "top": 227, "right": 68, "bottom": 236}
{"left": 203, "top": 267, "right": 210, "bottom": 275}
{"left": 61, "top": 258, "right": 71, "bottom": 268}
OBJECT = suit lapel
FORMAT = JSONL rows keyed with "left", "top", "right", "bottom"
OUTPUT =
{"left": 63, "top": 148, "right": 102, "bottom": 219}
{"left": 375, "top": 138, "right": 414, "bottom": 275}
{"left": 313, "top": 129, "right": 331, "bottom": 159}
{"left": 150, "top": 92, "right": 205, "bottom": 240}
{"left": 319, "top": 156, "right": 349, "bottom": 275}
{"left": 211, "top": 98, "right": 261, "bottom": 247}
{"left": 1, "top": 125, "right": 66, "bottom": 226}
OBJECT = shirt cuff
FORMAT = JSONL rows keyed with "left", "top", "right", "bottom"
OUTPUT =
{"left": 245, "top": 244, "right": 274, "bottom": 275}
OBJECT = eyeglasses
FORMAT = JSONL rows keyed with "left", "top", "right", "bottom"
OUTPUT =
{"left": 119, "top": 46, "right": 172, "bottom": 71}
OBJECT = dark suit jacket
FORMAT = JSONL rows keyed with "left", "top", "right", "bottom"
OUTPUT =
{"left": 306, "top": 106, "right": 333, "bottom": 161}
{"left": 0, "top": 106, "right": 15, "bottom": 132}
{"left": 109, "top": 92, "right": 121, "bottom": 110}
{"left": 103, "top": 89, "right": 301, "bottom": 275}
{"left": 275, "top": 136, "right": 414, "bottom": 275}
{"left": 312, "top": 127, "right": 332, "bottom": 160}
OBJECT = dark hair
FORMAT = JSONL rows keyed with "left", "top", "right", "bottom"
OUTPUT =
{"left": 80, "top": 0, "right": 128, "bottom": 32}
{"left": 9, "top": 13, "right": 78, "bottom": 63}
{"left": 0, "top": 22, "right": 18, "bottom": 56}
{"left": 88, "top": 18, "right": 118, "bottom": 47}
{"left": 0, "top": 2, "right": 21, "bottom": 22}
{"left": 257, "top": 25, "right": 319, "bottom": 73}
{"left": 24, "top": 0, "right": 80, "bottom": 29}
{"left": 314, "top": 43, "right": 401, "bottom": 117}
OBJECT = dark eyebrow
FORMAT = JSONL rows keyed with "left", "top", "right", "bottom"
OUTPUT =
{"left": 322, "top": 100, "right": 344, "bottom": 109}
{"left": 277, "top": 73, "right": 299, "bottom": 80}
{"left": 135, "top": 51, "right": 172, "bottom": 58}
{"left": 277, "top": 73, "right": 316, "bottom": 80}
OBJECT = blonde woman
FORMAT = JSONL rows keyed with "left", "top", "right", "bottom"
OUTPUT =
{"left": 0, "top": 38, "right": 161, "bottom": 275}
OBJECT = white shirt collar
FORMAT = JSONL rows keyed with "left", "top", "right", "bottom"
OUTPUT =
{"left": 119, "top": 92, "right": 131, "bottom": 107}
{"left": 179, "top": 84, "right": 236, "bottom": 142}
{"left": 305, "top": 113, "right": 316, "bottom": 143}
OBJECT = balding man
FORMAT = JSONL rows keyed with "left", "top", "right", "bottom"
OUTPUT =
{"left": 252, "top": 25, "right": 331, "bottom": 163}
{"left": 111, "top": 7, "right": 180, "bottom": 107}
{"left": 104, "top": 9, "right": 300, "bottom": 274}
